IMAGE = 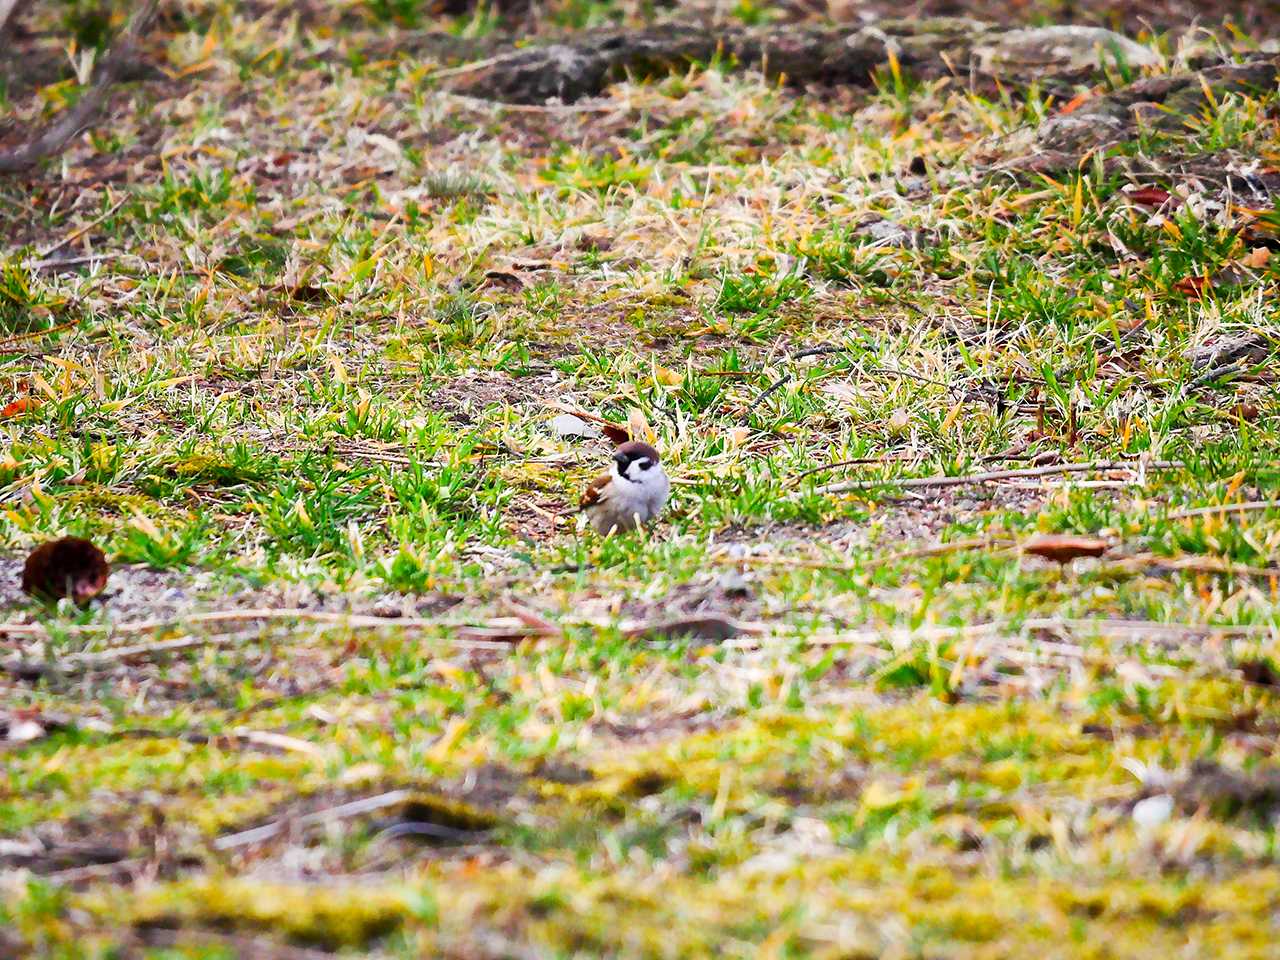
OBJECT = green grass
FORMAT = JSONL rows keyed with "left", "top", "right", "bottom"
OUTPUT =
{"left": 3, "top": 1, "right": 1280, "bottom": 957}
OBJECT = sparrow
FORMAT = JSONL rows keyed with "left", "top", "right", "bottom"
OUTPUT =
{"left": 580, "top": 440, "right": 670, "bottom": 535}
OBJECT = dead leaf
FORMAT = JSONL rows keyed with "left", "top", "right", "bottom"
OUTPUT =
{"left": 0, "top": 397, "right": 36, "bottom": 418}
{"left": 1239, "top": 659, "right": 1280, "bottom": 687}
{"left": 1021, "top": 534, "right": 1110, "bottom": 564}
{"left": 286, "top": 284, "right": 331, "bottom": 303}
{"left": 627, "top": 408, "right": 654, "bottom": 444}
{"left": 600, "top": 422, "right": 630, "bottom": 445}
{"left": 1241, "top": 247, "right": 1272, "bottom": 270}
{"left": 480, "top": 270, "right": 525, "bottom": 292}
{"left": 1173, "top": 275, "right": 1211, "bottom": 299}
{"left": 1127, "top": 186, "right": 1178, "bottom": 208}
{"left": 22, "top": 537, "right": 110, "bottom": 604}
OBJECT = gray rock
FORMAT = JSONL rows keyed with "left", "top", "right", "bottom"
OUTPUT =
{"left": 551, "top": 412, "right": 601, "bottom": 440}
{"left": 1186, "top": 332, "right": 1273, "bottom": 370}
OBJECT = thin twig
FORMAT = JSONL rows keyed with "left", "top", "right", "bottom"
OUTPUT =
{"left": 213, "top": 789, "right": 412, "bottom": 850}
{"left": 120, "top": 725, "right": 324, "bottom": 756}
{"left": 818, "top": 459, "right": 1187, "bottom": 494}
{"left": 439, "top": 90, "right": 618, "bottom": 114}
{"left": 0, "top": 0, "right": 159, "bottom": 173}
{"left": 754, "top": 349, "right": 959, "bottom": 413}
{"left": 1166, "top": 500, "right": 1280, "bottom": 521}
{"left": 0, "top": 318, "right": 81, "bottom": 352}
{"left": 425, "top": 54, "right": 507, "bottom": 80}
{"left": 726, "top": 616, "right": 1280, "bottom": 652}
{"left": 21, "top": 252, "right": 120, "bottom": 271}
{"left": 0, "top": 606, "right": 554, "bottom": 638}
{"left": 0, "top": 613, "right": 533, "bottom": 678}
{"left": 788, "top": 454, "right": 919, "bottom": 485}
{"left": 791, "top": 345, "right": 851, "bottom": 360}
{"left": 749, "top": 372, "right": 791, "bottom": 412}
{"left": 1108, "top": 553, "right": 1280, "bottom": 580}
{"left": 712, "top": 536, "right": 1011, "bottom": 574}
{"left": 865, "top": 365, "right": 953, "bottom": 390}
{"left": 33, "top": 195, "right": 128, "bottom": 259}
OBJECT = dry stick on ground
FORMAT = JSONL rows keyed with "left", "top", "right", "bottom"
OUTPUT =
{"left": 29, "top": 195, "right": 129, "bottom": 260}
{"left": 1108, "top": 553, "right": 1280, "bottom": 580}
{"left": 0, "top": 606, "right": 559, "bottom": 638}
{"left": 0, "top": 317, "right": 81, "bottom": 352}
{"left": 817, "top": 459, "right": 1187, "bottom": 494}
{"left": 788, "top": 455, "right": 920, "bottom": 485}
{"left": 1166, "top": 500, "right": 1280, "bottom": 521}
{"left": 119, "top": 725, "right": 324, "bottom": 757}
{"left": 132, "top": 930, "right": 342, "bottom": 960}
{"left": 212, "top": 789, "right": 413, "bottom": 851}
{"left": 441, "top": 20, "right": 1144, "bottom": 104}
{"left": 0, "top": 0, "right": 158, "bottom": 174}
{"left": 724, "top": 617, "right": 1280, "bottom": 653}
{"left": 0, "top": 617, "right": 531, "bottom": 678}
{"left": 712, "top": 536, "right": 1012, "bottom": 574}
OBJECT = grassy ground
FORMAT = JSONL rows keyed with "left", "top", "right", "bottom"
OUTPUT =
{"left": 3, "top": 0, "right": 1280, "bottom": 956}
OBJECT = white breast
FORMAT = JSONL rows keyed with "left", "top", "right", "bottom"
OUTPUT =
{"left": 591, "top": 464, "right": 670, "bottom": 533}
{"left": 614, "top": 466, "right": 669, "bottom": 521}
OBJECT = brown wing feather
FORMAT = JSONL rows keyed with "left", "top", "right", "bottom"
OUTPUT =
{"left": 579, "top": 473, "right": 612, "bottom": 511}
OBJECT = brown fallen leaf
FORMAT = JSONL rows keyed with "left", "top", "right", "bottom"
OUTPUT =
{"left": 1127, "top": 186, "right": 1178, "bottom": 208}
{"left": 1173, "top": 275, "right": 1211, "bottom": 299}
{"left": 1241, "top": 246, "right": 1272, "bottom": 270}
{"left": 600, "top": 422, "right": 630, "bottom": 445}
{"left": 480, "top": 270, "right": 525, "bottom": 292}
{"left": 0, "top": 397, "right": 36, "bottom": 418}
{"left": 1021, "top": 534, "right": 1110, "bottom": 564}
{"left": 284, "top": 284, "right": 330, "bottom": 304}
{"left": 1239, "top": 659, "right": 1280, "bottom": 687}
{"left": 21, "top": 537, "right": 110, "bottom": 604}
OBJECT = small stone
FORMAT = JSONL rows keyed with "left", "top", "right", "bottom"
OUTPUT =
{"left": 551, "top": 413, "right": 601, "bottom": 440}
{"left": 1132, "top": 794, "right": 1174, "bottom": 831}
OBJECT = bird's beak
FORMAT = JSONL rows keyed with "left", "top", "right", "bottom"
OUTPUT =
{"left": 613, "top": 452, "right": 628, "bottom": 471}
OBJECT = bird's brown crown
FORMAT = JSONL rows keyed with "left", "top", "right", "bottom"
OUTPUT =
{"left": 616, "top": 440, "right": 660, "bottom": 463}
